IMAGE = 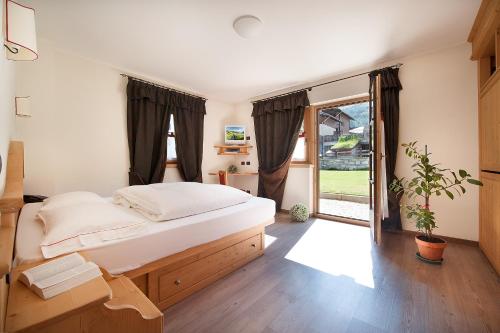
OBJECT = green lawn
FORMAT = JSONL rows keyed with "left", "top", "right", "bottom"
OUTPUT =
{"left": 320, "top": 170, "right": 369, "bottom": 196}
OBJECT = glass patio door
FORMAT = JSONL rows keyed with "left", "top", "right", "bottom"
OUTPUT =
{"left": 316, "top": 98, "right": 370, "bottom": 223}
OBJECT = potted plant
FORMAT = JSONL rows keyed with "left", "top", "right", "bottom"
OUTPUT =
{"left": 389, "top": 142, "right": 482, "bottom": 262}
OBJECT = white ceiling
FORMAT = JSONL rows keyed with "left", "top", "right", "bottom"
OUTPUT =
{"left": 26, "top": 0, "right": 480, "bottom": 103}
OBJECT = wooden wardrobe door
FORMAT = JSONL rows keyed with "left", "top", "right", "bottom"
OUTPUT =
{"left": 479, "top": 78, "right": 500, "bottom": 171}
{"left": 479, "top": 172, "right": 500, "bottom": 273}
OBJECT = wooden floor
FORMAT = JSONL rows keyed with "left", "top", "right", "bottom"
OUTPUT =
{"left": 164, "top": 214, "right": 500, "bottom": 333}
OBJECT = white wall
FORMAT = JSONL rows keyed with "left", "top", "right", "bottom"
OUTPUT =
{"left": 15, "top": 39, "right": 479, "bottom": 240}
{"left": 234, "top": 43, "right": 479, "bottom": 240}
{"left": 397, "top": 43, "right": 478, "bottom": 241}
{"left": 15, "top": 40, "right": 236, "bottom": 196}
{"left": 0, "top": 2, "right": 16, "bottom": 195}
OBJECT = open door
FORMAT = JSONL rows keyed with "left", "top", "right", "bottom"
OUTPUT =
{"left": 369, "top": 75, "right": 382, "bottom": 244}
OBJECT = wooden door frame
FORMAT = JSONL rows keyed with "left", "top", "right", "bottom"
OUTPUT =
{"left": 311, "top": 95, "right": 370, "bottom": 226}
{"left": 371, "top": 75, "right": 382, "bottom": 244}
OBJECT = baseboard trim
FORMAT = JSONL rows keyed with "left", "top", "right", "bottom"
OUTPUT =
{"left": 400, "top": 230, "right": 479, "bottom": 247}
{"left": 279, "top": 210, "right": 477, "bottom": 246}
{"left": 280, "top": 209, "right": 370, "bottom": 227}
{"left": 314, "top": 213, "right": 369, "bottom": 227}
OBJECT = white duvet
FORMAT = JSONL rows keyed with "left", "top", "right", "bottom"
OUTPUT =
{"left": 113, "top": 182, "right": 253, "bottom": 221}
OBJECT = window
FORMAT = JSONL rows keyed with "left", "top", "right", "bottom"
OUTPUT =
{"left": 166, "top": 116, "right": 177, "bottom": 163}
{"left": 292, "top": 121, "right": 307, "bottom": 161}
{"left": 292, "top": 107, "right": 312, "bottom": 163}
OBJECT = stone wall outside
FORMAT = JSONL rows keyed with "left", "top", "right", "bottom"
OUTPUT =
{"left": 320, "top": 157, "right": 369, "bottom": 171}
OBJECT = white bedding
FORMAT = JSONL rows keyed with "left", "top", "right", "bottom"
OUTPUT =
{"left": 15, "top": 197, "right": 275, "bottom": 275}
{"left": 38, "top": 202, "right": 148, "bottom": 259}
{"left": 113, "top": 182, "right": 252, "bottom": 221}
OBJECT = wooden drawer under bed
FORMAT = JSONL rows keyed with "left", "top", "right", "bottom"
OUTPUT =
{"left": 126, "top": 224, "right": 266, "bottom": 311}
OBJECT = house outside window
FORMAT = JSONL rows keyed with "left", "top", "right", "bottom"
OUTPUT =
{"left": 167, "top": 116, "right": 177, "bottom": 163}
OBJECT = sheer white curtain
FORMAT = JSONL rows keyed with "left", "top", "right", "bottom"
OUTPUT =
{"left": 380, "top": 121, "right": 389, "bottom": 219}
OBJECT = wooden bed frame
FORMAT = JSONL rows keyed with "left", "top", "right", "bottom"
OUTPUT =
{"left": 0, "top": 142, "right": 24, "bottom": 332}
{"left": 124, "top": 221, "right": 269, "bottom": 311}
{"left": 0, "top": 141, "right": 272, "bottom": 331}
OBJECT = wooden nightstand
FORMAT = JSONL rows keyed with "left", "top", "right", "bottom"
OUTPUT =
{"left": 5, "top": 261, "right": 111, "bottom": 333}
{"left": 5, "top": 262, "right": 163, "bottom": 333}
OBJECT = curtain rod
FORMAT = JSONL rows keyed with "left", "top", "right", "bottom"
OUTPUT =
{"left": 120, "top": 73, "right": 207, "bottom": 101}
{"left": 252, "top": 63, "right": 403, "bottom": 103}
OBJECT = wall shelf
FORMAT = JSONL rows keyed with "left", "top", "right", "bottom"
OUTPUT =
{"left": 214, "top": 145, "right": 253, "bottom": 155}
{"left": 208, "top": 172, "right": 258, "bottom": 176}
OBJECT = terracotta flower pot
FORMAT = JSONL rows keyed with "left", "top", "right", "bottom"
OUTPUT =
{"left": 415, "top": 235, "right": 447, "bottom": 261}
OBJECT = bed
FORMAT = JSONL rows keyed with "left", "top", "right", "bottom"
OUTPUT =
{"left": 12, "top": 170, "right": 275, "bottom": 312}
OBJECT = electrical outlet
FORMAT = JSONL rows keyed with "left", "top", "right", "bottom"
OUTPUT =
{"left": 246, "top": 136, "right": 250, "bottom": 141}
{"left": 246, "top": 161, "right": 250, "bottom": 165}
{"left": 241, "top": 161, "right": 245, "bottom": 165}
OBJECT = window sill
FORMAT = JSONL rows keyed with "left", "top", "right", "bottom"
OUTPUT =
{"left": 290, "top": 162, "right": 314, "bottom": 168}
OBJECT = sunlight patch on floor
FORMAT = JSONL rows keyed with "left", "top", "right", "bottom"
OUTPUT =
{"left": 264, "top": 234, "right": 277, "bottom": 248}
{"left": 284, "top": 219, "right": 374, "bottom": 288}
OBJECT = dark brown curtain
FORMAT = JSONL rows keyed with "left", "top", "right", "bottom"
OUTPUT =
{"left": 369, "top": 67, "right": 403, "bottom": 230}
{"left": 171, "top": 93, "right": 206, "bottom": 182}
{"left": 126, "top": 79, "right": 171, "bottom": 185}
{"left": 252, "top": 91, "right": 309, "bottom": 210}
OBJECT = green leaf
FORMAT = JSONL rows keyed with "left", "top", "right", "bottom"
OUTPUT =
{"left": 415, "top": 187, "right": 422, "bottom": 195}
{"left": 459, "top": 169, "right": 467, "bottom": 178}
{"left": 459, "top": 185, "right": 466, "bottom": 194}
{"left": 467, "top": 179, "right": 483, "bottom": 186}
{"left": 445, "top": 190, "right": 454, "bottom": 200}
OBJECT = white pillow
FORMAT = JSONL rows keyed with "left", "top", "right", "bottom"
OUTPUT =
{"left": 113, "top": 182, "right": 253, "bottom": 221}
{"left": 38, "top": 202, "right": 147, "bottom": 258}
{"left": 42, "top": 191, "right": 106, "bottom": 211}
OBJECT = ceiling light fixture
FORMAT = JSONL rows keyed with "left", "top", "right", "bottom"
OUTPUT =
{"left": 233, "top": 15, "right": 263, "bottom": 39}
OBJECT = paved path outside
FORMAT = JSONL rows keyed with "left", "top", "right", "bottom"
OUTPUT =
{"left": 319, "top": 198, "right": 369, "bottom": 221}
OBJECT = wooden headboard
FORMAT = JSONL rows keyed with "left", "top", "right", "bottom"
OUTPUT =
{"left": 0, "top": 141, "right": 24, "bottom": 332}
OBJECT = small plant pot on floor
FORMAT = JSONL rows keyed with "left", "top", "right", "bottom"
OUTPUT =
{"left": 415, "top": 235, "right": 447, "bottom": 261}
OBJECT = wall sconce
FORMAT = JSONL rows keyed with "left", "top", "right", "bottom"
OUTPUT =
{"left": 15, "top": 96, "right": 32, "bottom": 117}
{"left": 4, "top": 0, "right": 38, "bottom": 61}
